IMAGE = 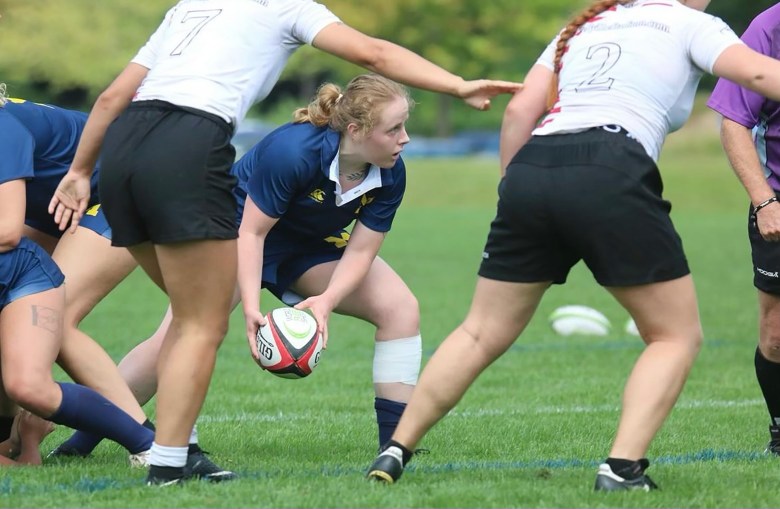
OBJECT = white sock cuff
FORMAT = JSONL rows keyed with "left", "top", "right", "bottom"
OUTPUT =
{"left": 149, "top": 442, "right": 188, "bottom": 468}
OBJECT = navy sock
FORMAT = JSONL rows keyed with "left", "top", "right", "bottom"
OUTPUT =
{"left": 374, "top": 397, "right": 407, "bottom": 450}
{"left": 0, "top": 415, "right": 14, "bottom": 442}
{"left": 58, "top": 418, "right": 155, "bottom": 456}
{"left": 48, "top": 383, "right": 154, "bottom": 454}
{"left": 755, "top": 347, "right": 780, "bottom": 424}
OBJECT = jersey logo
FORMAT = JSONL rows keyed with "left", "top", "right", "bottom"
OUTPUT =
{"left": 85, "top": 204, "right": 101, "bottom": 217}
{"left": 324, "top": 231, "right": 350, "bottom": 249}
{"left": 354, "top": 195, "right": 374, "bottom": 215}
{"left": 308, "top": 189, "right": 325, "bottom": 203}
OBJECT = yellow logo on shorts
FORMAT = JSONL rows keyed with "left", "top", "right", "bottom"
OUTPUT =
{"left": 85, "top": 204, "right": 101, "bottom": 216}
{"left": 308, "top": 189, "right": 325, "bottom": 203}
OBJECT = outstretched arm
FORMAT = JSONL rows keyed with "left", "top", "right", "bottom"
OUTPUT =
{"left": 312, "top": 23, "right": 522, "bottom": 111}
{"left": 48, "top": 63, "right": 148, "bottom": 232}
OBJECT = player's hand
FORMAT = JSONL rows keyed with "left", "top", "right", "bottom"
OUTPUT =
{"left": 244, "top": 309, "right": 267, "bottom": 361}
{"left": 457, "top": 79, "right": 523, "bottom": 111}
{"left": 757, "top": 202, "right": 780, "bottom": 241}
{"left": 48, "top": 171, "right": 92, "bottom": 233}
{"left": 294, "top": 295, "right": 334, "bottom": 349}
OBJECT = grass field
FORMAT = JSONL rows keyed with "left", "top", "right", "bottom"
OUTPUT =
{"left": 4, "top": 115, "right": 779, "bottom": 508}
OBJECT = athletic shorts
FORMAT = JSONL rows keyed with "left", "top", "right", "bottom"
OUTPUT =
{"left": 98, "top": 100, "right": 237, "bottom": 247}
{"left": 25, "top": 172, "right": 100, "bottom": 239}
{"left": 261, "top": 231, "right": 347, "bottom": 303}
{"left": 0, "top": 237, "right": 64, "bottom": 309}
{"left": 79, "top": 204, "right": 112, "bottom": 240}
{"left": 479, "top": 126, "right": 690, "bottom": 287}
{"left": 748, "top": 195, "right": 780, "bottom": 294}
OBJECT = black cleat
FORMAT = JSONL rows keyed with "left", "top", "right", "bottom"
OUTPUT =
{"left": 146, "top": 465, "right": 188, "bottom": 487}
{"left": 367, "top": 446, "right": 405, "bottom": 484}
{"left": 47, "top": 442, "right": 90, "bottom": 459}
{"left": 186, "top": 446, "right": 238, "bottom": 482}
{"left": 594, "top": 462, "right": 659, "bottom": 492}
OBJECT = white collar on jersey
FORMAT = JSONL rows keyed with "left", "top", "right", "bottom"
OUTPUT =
{"left": 328, "top": 150, "right": 382, "bottom": 207}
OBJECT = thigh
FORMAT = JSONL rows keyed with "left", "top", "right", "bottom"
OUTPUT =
{"left": 461, "top": 277, "right": 549, "bottom": 358}
{"left": 52, "top": 225, "right": 137, "bottom": 323}
{"left": 154, "top": 239, "right": 237, "bottom": 323}
{"left": 607, "top": 275, "right": 701, "bottom": 345}
{"left": 292, "top": 257, "right": 418, "bottom": 334}
{"left": 0, "top": 286, "right": 64, "bottom": 382}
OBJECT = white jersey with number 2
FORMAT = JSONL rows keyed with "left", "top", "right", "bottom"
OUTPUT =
{"left": 532, "top": 0, "right": 742, "bottom": 161}
{"left": 131, "top": 0, "right": 340, "bottom": 127}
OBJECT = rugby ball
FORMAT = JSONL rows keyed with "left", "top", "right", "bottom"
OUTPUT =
{"left": 548, "top": 305, "right": 611, "bottom": 336}
{"left": 255, "top": 307, "right": 323, "bottom": 379}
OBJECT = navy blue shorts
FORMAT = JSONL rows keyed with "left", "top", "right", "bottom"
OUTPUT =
{"left": 25, "top": 172, "right": 101, "bottom": 239}
{"left": 0, "top": 237, "right": 65, "bottom": 309}
{"left": 261, "top": 230, "right": 348, "bottom": 302}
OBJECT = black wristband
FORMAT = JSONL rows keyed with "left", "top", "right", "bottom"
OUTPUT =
{"left": 754, "top": 196, "right": 779, "bottom": 217}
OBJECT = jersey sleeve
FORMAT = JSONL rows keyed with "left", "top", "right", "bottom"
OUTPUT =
{"left": 534, "top": 34, "right": 559, "bottom": 72}
{"left": 244, "top": 132, "right": 311, "bottom": 219}
{"left": 686, "top": 13, "right": 743, "bottom": 75}
{"left": 0, "top": 112, "right": 35, "bottom": 186}
{"left": 706, "top": 15, "right": 770, "bottom": 128}
{"left": 356, "top": 162, "right": 406, "bottom": 233}
{"left": 131, "top": 5, "right": 177, "bottom": 69}
{"left": 286, "top": 0, "right": 341, "bottom": 45}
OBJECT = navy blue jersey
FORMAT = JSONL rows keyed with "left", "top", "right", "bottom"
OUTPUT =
{"left": 0, "top": 99, "right": 101, "bottom": 237}
{"left": 232, "top": 122, "right": 406, "bottom": 246}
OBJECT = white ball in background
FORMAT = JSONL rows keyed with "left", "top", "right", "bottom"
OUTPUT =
{"left": 624, "top": 318, "right": 641, "bottom": 337}
{"left": 548, "top": 305, "right": 611, "bottom": 336}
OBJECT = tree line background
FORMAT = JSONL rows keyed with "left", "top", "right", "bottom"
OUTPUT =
{"left": 0, "top": 0, "right": 775, "bottom": 135}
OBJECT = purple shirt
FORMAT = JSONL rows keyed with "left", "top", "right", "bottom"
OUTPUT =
{"left": 707, "top": 4, "right": 780, "bottom": 191}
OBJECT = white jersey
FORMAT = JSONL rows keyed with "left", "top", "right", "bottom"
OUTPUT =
{"left": 532, "top": 0, "right": 741, "bottom": 161}
{"left": 131, "top": 0, "right": 340, "bottom": 127}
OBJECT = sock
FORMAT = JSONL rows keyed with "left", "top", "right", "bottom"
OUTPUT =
{"left": 754, "top": 347, "right": 780, "bottom": 425}
{"left": 606, "top": 457, "right": 649, "bottom": 480}
{"left": 374, "top": 397, "right": 407, "bottom": 450}
{"left": 0, "top": 415, "right": 14, "bottom": 442}
{"left": 383, "top": 439, "right": 414, "bottom": 466}
{"left": 48, "top": 383, "right": 154, "bottom": 454}
{"left": 55, "top": 415, "right": 155, "bottom": 457}
{"left": 189, "top": 425, "right": 198, "bottom": 445}
{"left": 149, "top": 442, "right": 188, "bottom": 468}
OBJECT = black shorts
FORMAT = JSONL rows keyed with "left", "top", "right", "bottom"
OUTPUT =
{"left": 479, "top": 126, "right": 690, "bottom": 287}
{"left": 98, "top": 100, "right": 237, "bottom": 247}
{"left": 748, "top": 195, "right": 780, "bottom": 293}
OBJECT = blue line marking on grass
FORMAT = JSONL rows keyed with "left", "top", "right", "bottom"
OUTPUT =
{"left": 0, "top": 448, "right": 768, "bottom": 496}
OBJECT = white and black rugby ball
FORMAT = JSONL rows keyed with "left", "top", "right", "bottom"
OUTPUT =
{"left": 255, "top": 307, "right": 323, "bottom": 379}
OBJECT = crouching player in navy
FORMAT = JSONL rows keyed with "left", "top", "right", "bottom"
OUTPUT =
{"left": 237, "top": 74, "right": 421, "bottom": 449}
{"left": 0, "top": 87, "right": 155, "bottom": 464}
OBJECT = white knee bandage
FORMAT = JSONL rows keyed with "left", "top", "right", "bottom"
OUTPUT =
{"left": 372, "top": 335, "right": 422, "bottom": 385}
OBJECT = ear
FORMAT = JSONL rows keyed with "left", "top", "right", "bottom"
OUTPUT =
{"left": 346, "top": 122, "right": 362, "bottom": 140}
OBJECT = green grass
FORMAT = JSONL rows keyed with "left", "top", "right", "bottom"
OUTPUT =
{"left": 5, "top": 119, "right": 779, "bottom": 508}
